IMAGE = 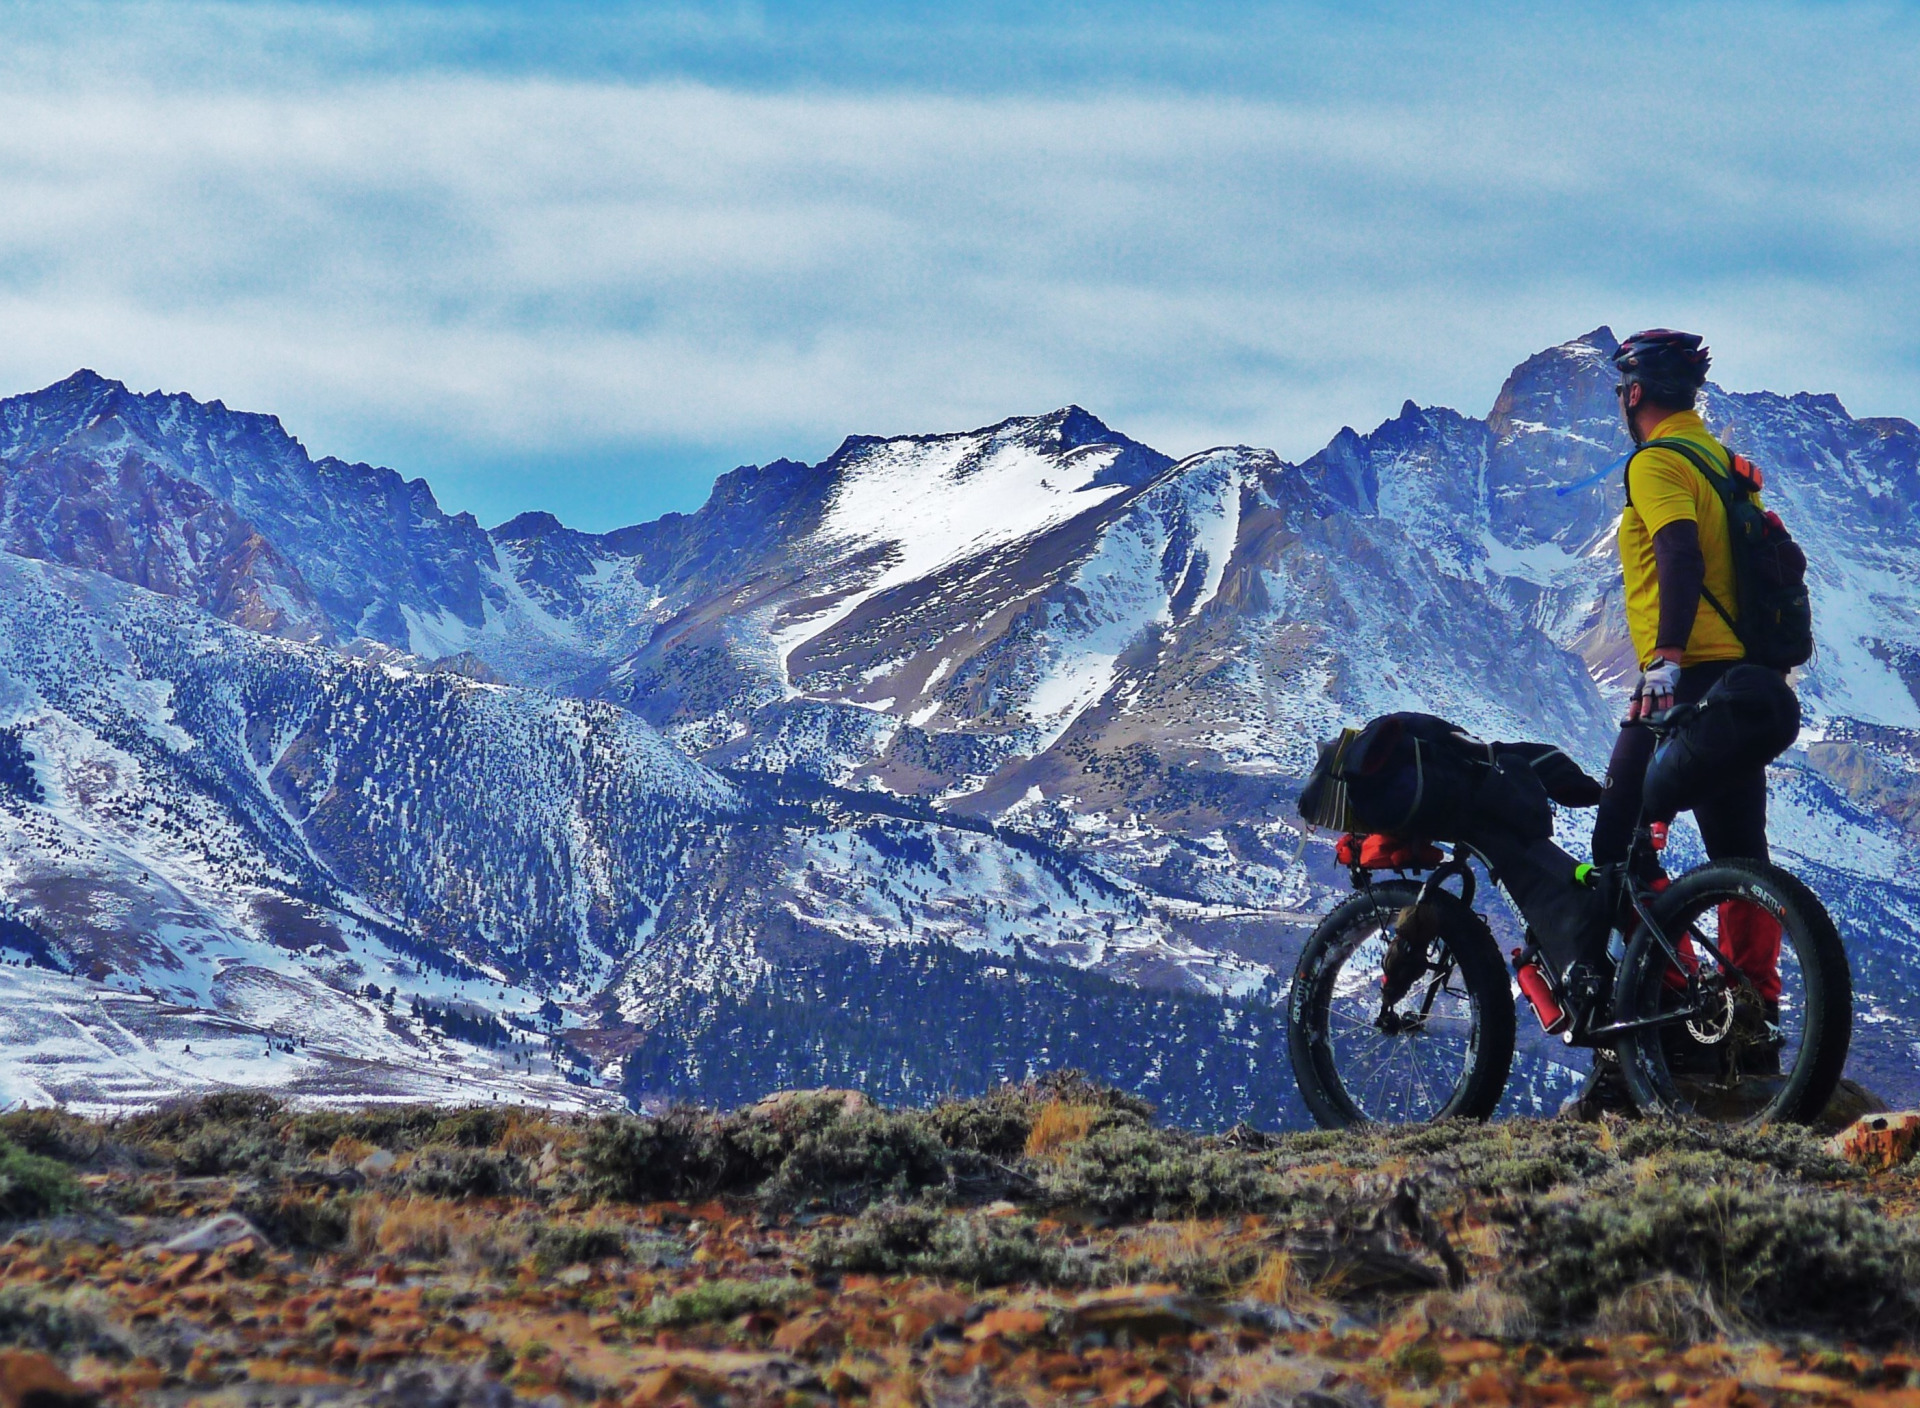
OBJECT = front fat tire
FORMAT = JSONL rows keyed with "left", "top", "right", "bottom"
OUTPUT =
{"left": 1613, "top": 858, "right": 1851, "bottom": 1125}
{"left": 1286, "top": 881, "right": 1515, "bottom": 1130}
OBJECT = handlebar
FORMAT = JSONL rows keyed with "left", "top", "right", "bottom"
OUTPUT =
{"left": 1619, "top": 701, "right": 1698, "bottom": 739}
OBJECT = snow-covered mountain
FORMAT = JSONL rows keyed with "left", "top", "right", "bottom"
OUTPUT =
{"left": 2, "top": 331, "right": 1916, "bottom": 1119}
{"left": 0, "top": 548, "right": 1275, "bottom": 1121}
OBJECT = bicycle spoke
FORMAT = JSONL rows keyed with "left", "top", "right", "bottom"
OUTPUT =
{"left": 1293, "top": 879, "right": 1510, "bottom": 1129}
{"left": 1362, "top": 1033, "right": 1405, "bottom": 1116}
{"left": 1355, "top": 1046, "right": 1396, "bottom": 1117}
{"left": 1407, "top": 1039, "right": 1438, "bottom": 1116}
{"left": 1333, "top": 959, "right": 1472, "bottom": 1122}
{"left": 1378, "top": 1041, "right": 1415, "bottom": 1118}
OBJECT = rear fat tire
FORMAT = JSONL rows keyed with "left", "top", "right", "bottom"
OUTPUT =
{"left": 1613, "top": 858, "right": 1851, "bottom": 1125}
{"left": 1287, "top": 880, "right": 1516, "bottom": 1129}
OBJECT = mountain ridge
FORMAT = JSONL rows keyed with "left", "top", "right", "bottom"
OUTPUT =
{"left": 2, "top": 334, "right": 1918, "bottom": 1118}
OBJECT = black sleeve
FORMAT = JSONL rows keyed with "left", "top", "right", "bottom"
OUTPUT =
{"left": 1651, "top": 519, "right": 1706, "bottom": 652}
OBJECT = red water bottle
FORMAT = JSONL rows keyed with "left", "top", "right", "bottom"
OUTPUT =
{"left": 1512, "top": 948, "right": 1569, "bottom": 1034}
{"left": 1649, "top": 820, "right": 1669, "bottom": 851}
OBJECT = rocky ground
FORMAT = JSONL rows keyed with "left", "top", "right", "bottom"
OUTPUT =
{"left": 0, "top": 1081, "right": 1914, "bottom": 1406}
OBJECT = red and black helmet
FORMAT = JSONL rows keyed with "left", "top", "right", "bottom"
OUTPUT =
{"left": 1613, "top": 328, "right": 1711, "bottom": 393}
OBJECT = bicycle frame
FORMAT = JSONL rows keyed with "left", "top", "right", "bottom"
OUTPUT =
{"left": 1347, "top": 709, "right": 1756, "bottom": 1053}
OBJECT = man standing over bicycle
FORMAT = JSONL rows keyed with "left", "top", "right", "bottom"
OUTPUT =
{"left": 1568, "top": 328, "right": 1791, "bottom": 1114}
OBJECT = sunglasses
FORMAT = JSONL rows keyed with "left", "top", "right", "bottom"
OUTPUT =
{"left": 1614, "top": 383, "right": 1632, "bottom": 401}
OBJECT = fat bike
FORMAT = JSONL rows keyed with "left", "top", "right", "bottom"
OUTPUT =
{"left": 1285, "top": 720, "right": 1851, "bottom": 1128}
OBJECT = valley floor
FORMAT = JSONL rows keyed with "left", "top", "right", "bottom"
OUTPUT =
{"left": 0, "top": 1082, "right": 1912, "bottom": 1406}
{"left": 0, "top": 965, "right": 622, "bottom": 1119}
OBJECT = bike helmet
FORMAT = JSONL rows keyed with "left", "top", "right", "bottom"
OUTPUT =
{"left": 1613, "top": 329, "right": 1711, "bottom": 405}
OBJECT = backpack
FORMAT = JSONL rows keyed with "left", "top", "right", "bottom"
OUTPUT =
{"left": 1625, "top": 438, "right": 1813, "bottom": 669}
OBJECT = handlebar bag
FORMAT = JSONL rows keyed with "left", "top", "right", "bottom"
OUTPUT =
{"left": 1643, "top": 664, "right": 1801, "bottom": 822}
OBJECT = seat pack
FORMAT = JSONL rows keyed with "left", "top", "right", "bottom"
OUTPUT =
{"left": 1298, "top": 712, "right": 1603, "bottom": 843}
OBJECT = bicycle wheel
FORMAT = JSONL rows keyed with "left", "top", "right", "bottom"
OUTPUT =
{"left": 1287, "top": 880, "right": 1515, "bottom": 1129}
{"left": 1613, "top": 858, "right": 1850, "bottom": 1125}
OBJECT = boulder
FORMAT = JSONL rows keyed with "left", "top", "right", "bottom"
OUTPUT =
{"left": 1050, "top": 1286, "right": 1224, "bottom": 1342}
{"left": 159, "top": 1213, "right": 268, "bottom": 1255}
{"left": 1826, "top": 1111, "right": 1920, "bottom": 1172}
{"left": 1814, "top": 1078, "right": 1891, "bottom": 1133}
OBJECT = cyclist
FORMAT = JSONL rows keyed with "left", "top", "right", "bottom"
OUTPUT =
{"left": 1569, "top": 329, "right": 1789, "bottom": 1115}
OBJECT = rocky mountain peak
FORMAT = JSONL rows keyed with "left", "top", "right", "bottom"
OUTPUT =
{"left": 0, "top": 369, "right": 125, "bottom": 457}
{"left": 45, "top": 367, "right": 125, "bottom": 404}
{"left": 492, "top": 510, "right": 568, "bottom": 541}
{"left": 0, "top": 373, "right": 512, "bottom": 654}
{"left": 1488, "top": 331, "right": 1620, "bottom": 434}
{"left": 1294, "top": 424, "right": 1376, "bottom": 513}
{"left": 1032, "top": 404, "right": 1111, "bottom": 444}
{"left": 3, "top": 373, "right": 312, "bottom": 494}
{"left": 1789, "top": 390, "right": 1851, "bottom": 418}
{"left": 1483, "top": 328, "right": 1634, "bottom": 549}
{"left": 1018, "top": 406, "right": 1174, "bottom": 489}
{"left": 813, "top": 408, "right": 1174, "bottom": 498}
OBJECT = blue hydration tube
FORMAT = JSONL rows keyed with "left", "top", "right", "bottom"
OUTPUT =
{"left": 1554, "top": 452, "right": 1631, "bottom": 498}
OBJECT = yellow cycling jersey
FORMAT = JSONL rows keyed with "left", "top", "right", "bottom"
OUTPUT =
{"left": 1617, "top": 409, "right": 1751, "bottom": 668}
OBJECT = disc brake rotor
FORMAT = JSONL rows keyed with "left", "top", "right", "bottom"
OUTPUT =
{"left": 1685, "top": 983, "right": 1736, "bottom": 1045}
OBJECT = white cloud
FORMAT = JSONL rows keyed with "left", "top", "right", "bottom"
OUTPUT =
{"left": 0, "top": 4, "right": 1915, "bottom": 528}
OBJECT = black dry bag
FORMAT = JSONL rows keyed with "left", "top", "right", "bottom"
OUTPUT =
{"left": 1296, "top": 713, "right": 1482, "bottom": 839}
{"left": 1299, "top": 715, "right": 1604, "bottom": 843}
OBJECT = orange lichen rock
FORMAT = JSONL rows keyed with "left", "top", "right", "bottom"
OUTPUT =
{"left": 1827, "top": 1111, "right": 1920, "bottom": 1172}
{"left": 963, "top": 1307, "right": 1050, "bottom": 1343}
{"left": 0, "top": 1350, "right": 95, "bottom": 1408}
{"left": 770, "top": 1310, "right": 846, "bottom": 1358}
{"left": 622, "top": 1364, "right": 732, "bottom": 1405}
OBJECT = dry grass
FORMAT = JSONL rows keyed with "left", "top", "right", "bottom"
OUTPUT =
{"left": 348, "top": 1194, "right": 531, "bottom": 1270}
{"left": 1593, "top": 1274, "right": 1732, "bottom": 1345}
{"left": 1201, "top": 1343, "right": 1354, "bottom": 1406}
{"left": 496, "top": 1111, "right": 582, "bottom": 1160}
{"left": 1424, "top": 1284, "right": 1538, "bottom": 1341}
{"left": 1023, "top": 1101, "right": 1101, "bottom": 1163}
{"left": 327, "top": 1136, "right": 376, "bottom": 1166}
{"left": 1242, "top": 1251, "right": 1305, "bottom": 1309}
{"left": 1118, "top": 1220, "right": 1213, "bottom": 1276}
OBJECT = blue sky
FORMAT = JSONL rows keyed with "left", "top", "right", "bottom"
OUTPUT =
{"left": 2, "top": 2, "right": 1917, "bottom": 531}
